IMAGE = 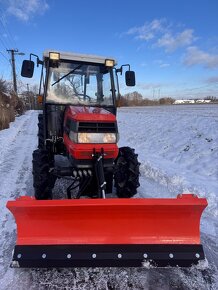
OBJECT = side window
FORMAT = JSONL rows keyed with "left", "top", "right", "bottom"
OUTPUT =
{"left": 86, "top": 75, "right": 98, "bottom": 99}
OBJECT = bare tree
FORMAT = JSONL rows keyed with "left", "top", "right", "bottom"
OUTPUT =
{"left": 0, "top": 78, "right": 10, "bottom": 94}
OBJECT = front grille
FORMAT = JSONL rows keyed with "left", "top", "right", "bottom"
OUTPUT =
{"left": 78, "top": 122, "right": 117, "bottom": 133}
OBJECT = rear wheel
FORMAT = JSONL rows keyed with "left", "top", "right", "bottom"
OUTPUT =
{"left": 32, "top": 149, "right": 56, "bottom": 200}
{"left": 114, "top": 147, "right": 140, "bottom": 198}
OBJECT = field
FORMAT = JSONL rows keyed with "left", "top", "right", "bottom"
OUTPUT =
{"left": 0, "top": 105, "right": 217, "bottom": 289}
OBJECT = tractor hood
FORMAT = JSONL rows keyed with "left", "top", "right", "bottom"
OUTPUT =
{"left": 66, "top": 106, "right": 116, "bottom": 122}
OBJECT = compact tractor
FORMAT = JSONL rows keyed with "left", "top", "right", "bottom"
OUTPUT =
{"left": 7, "top": 51, "right": 207, "bottom": 268}
{"left": 29, "top": 51, "right": 140, "bottom": 200}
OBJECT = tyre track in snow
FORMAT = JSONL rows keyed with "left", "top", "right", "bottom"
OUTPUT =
{"left": 0, "top": 111, "right": 38, "bottom": 289}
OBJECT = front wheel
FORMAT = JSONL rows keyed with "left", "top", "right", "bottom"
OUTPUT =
{"left": 32, "top": 149, "right": 56, "bottom": 200}
{"left": 114, "top": 147, "right": 140, "bottom": 198}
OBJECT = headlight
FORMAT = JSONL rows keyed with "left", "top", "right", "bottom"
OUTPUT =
{"left": 70, "top": 132, "right": 117, "bottom": 143}
{"left": 103, "top": 133, "right": 116, "bottom": 143}
{"left": 78, "top": 133, "right": 117, "bottom": 143}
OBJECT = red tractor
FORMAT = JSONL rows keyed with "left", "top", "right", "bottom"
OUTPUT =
{"left": 24, "top": 51, "right": 140, "bottom": 200}
{"left": 6, "top": 51, "right": 207, "bottom": 268}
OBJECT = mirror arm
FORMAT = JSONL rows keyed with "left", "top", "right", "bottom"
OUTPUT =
{"left": 30, "top": 53, "right": 43, "bottom": 67}
{"left": 116, "top": 64, "right": 131, "bottom": 75}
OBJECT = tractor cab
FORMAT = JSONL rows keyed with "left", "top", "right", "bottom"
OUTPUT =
{"left": 22, "top": 51, "right": 135, "bottom": 114}
{"left": 45, "top": 52, "right": 117, "bottom": 110}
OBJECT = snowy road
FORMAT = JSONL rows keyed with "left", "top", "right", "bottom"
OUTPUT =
{"left": 0, "top": 106, "right": 217, "bottom": 289}
{"left": 0, "top": 111, "right": 38, "bottom": 289}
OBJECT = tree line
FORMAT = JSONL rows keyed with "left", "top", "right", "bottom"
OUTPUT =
{"left": 119, "top": 91, "right": 175, "bottom": 106}
{"left": 118, "top": 91, "right": 217, "bottom": 106}
{"left": 0, "top": 78, "right": 38, "bottom": 130}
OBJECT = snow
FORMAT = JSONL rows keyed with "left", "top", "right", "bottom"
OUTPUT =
{"left": 0, "top": 105, "right": 217, "bottom": 289}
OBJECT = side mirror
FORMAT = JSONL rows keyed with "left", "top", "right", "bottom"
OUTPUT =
{"left": 125, "top": 71, "right": 135, "bottom": 86}
{"left": 21, "top": 60, "right": 35, "bottom": 78}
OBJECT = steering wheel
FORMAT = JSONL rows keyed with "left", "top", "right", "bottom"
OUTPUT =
{"left": 76, "top": 93, "right": 91, "bottom": 101}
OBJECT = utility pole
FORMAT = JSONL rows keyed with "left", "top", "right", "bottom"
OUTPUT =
{"left": 7, "top": 49, "right": 25, "bottom": 95}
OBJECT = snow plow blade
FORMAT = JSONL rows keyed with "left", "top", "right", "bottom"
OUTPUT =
{"left": 7, "top": 194, "right": 207, "bottom": 268}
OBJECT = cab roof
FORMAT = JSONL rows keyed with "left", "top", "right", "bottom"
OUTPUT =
{"left": 43, "top": 50, "right": 117, "bottom": 65}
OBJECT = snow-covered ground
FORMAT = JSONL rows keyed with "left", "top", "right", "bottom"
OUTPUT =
{"left": 0, "top": 105, "right": 217, "bottom": 289}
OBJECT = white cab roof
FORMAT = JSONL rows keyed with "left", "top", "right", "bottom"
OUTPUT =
{"left": 43, "top": 50, "right": 116, "bottom": 65}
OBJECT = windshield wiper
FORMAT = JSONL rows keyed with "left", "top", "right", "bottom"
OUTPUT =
{"left": 51, "top": 64, "right": 82, "bottom": 86}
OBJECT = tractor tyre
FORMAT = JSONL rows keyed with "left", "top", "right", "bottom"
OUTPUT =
{"left": 38, "top": 113, "right": 44, "bottom": 149}
{"left": 32, "top": 149, "right": 56, "bottom": 200}
{"left": 114, "top": 147, "right": 140, "bottom": 198}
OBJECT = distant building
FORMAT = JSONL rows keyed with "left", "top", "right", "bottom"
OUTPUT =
{"left": 174, "top": 100, "right": 195, "bottom": 104}
{"left": 195, "top": 100, "right": 211, "bottom": 103}
{"left": 173, "top": 99, "right": 211, "bottom": 104}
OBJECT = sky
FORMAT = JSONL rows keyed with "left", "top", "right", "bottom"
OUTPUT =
{"left": 0, "top": 0, "right": 218, "bottom": 99}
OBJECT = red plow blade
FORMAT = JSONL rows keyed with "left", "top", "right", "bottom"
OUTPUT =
{"left": 7, "top": 194, "right": 207, "bottom": 268}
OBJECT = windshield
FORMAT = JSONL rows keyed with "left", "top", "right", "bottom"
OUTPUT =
{"left": 46, "top": 61, "right": 114, "bottom": 106}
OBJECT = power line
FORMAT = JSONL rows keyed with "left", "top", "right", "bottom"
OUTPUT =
{"left": 0, "top": 9, "right": 17, "bottom": 49}
{"left": 0, "top": 33, "right": 8, "bottom": 50}
{"left": 0, "top": 52, "right": 11, "bottom": 79}
{"left": 182, "top": 84, "right": 217, "bottom": 92}
{"left": 0, "top": 51, "right": 10, "bottom": 63}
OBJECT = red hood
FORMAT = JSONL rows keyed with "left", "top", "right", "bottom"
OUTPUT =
{"left": 66, "top": 106, "right": 116, "bottom": 122}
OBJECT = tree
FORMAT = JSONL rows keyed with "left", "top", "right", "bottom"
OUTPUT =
{"left": 0, "top": 78, "right": 10, "bottom": 94}
{"left": 123, "top": 91, "right": 143, "bottom": 106}
{"left": 205, "top": 96, "right": 217, "bottom": 102}
{"left": 159, "top": 97, "right": 175, "bottom": 105}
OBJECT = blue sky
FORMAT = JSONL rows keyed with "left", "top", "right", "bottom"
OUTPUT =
{"left": 0, "top": 0, "right": 218, "bottom": 99}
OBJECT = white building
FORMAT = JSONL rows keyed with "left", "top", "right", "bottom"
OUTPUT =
{"left": 173, "top": 99, "right": 211, "bottom": 104}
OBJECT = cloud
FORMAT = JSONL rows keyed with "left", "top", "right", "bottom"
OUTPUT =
{"left": 154, "top": 59, "right": 170, "bottom": 68}
{"left": 127, "top": 19, "right": 167, "bottom": 41}
{"left": 183, "top": 46, "right": 218, "bottom": 69}
{"left": 159, "top": 63, "right": 170, "bottom": 68}
{"left": 157, "top": 29, "right": 195, "bottom": 52}
{"left": 205, "top": 76, "right": 218, "bottom": 83}
{"left": 127, "top": 19, "right": 196, "bottom": 53}
{"left": 7, "top": 0, "right": 49, "bottom": 21}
